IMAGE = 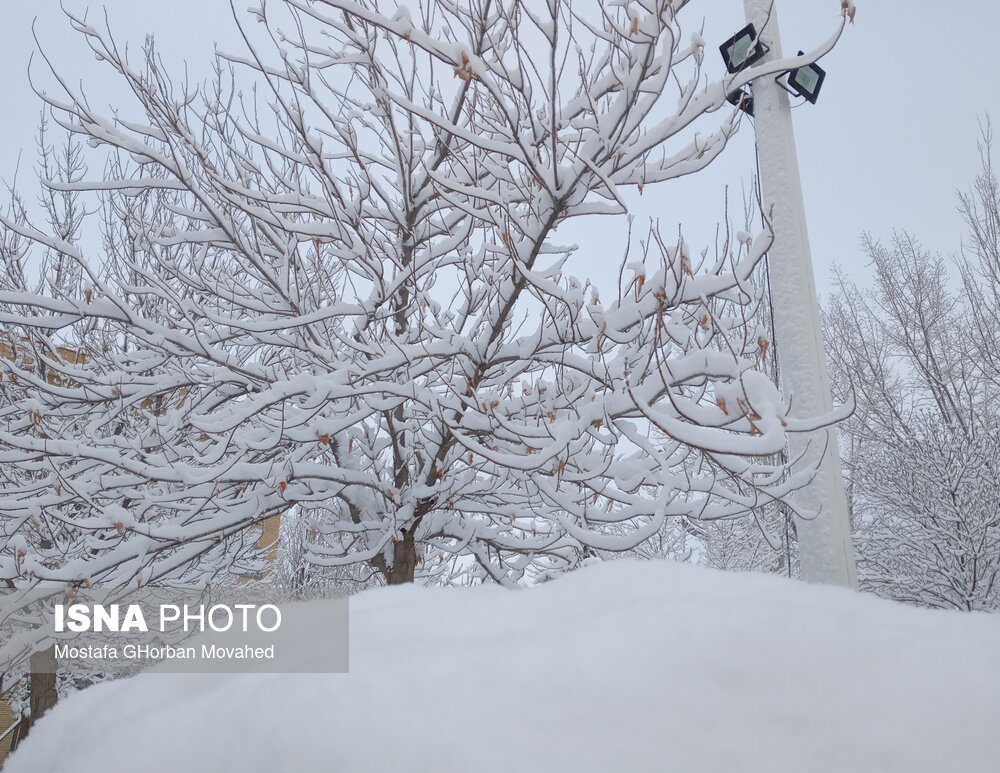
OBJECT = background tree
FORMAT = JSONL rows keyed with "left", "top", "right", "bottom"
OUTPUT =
{"left": 0, "top": 121, "right": 92, "bottom": 731}
{"left": 824, "top": 126, "right": 1000, "bottom": 609}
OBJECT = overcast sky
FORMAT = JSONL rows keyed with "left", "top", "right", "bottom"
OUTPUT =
{"left": 1, "top": 1, "right": 998, "bottom": 295}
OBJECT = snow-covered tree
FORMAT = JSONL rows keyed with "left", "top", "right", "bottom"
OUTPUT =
{"left": 824, "top": 128, "right": 1000, "bottom": 609}
{"left": 0, "top": 0, "right": 852, "bottom": 668}
{"left": 0, "top": 124, "right": 94, "bottom": 722}
{"left": 848, "top": 416, "right": 1000, "bottom": 610}
{"left": 959, "top": 120, "right": 1000, "bottom": 400}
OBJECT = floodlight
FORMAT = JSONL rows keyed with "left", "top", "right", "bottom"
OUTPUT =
{"left": 784, "top": 51, "right": 826, "bottom": 104}
{"left": 726, "top": 88, "right": 754, "bottom": 117}
{"left": 719, "top": 24, "right": 768, "bottom": 74}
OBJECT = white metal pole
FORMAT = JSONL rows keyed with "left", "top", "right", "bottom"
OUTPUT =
{"left": 743, "top": 0, "right": 857, "bottom": 588}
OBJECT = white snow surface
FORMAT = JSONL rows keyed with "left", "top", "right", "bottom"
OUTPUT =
{"left": 8, "top": 560, "right": 1000, "bottom": 773}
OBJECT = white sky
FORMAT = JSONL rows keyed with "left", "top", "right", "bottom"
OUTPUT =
{"left": 1, "top": 0, "right": 998, "bottom": 294}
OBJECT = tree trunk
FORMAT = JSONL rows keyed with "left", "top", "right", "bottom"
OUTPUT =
{"left": 22, "top": 646, "right": 58, "bottom": 739}
{"left": 388, "top": 533, "right": 417, "bottom": 585}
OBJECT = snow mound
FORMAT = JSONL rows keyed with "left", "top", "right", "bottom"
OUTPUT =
{"left": 8, "top": 561, "right": 1000, "bottom": 773}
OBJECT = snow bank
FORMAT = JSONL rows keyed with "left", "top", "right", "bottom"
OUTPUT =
{"left": 8, "top": 561, "right": 1000, "bottom": 773}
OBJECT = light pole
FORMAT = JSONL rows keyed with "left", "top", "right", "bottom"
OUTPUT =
{"left": 741, "top": 0, "right": 858, "bottom": 588}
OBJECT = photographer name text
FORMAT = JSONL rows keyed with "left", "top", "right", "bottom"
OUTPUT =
{"left": 54, "top": 643, "right": 276, "bottom": 661}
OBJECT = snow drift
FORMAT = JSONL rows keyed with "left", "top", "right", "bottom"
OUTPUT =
{"left": 7, "top": 560, "right": 1000, "bottom": 773}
